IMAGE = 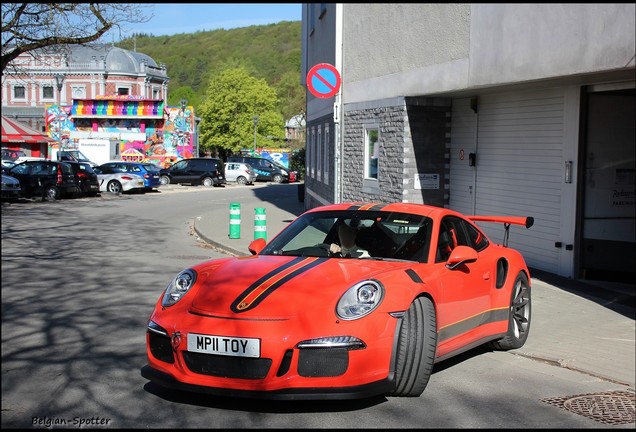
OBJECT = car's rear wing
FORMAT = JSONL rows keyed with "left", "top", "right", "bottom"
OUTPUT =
{"left": 468, "top": 215, "right": 534, "bottom": 247}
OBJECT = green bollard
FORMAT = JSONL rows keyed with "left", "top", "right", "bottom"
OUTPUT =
{"left": 229, "top": 202, "right": 241, "bottom": 239}
{"left": 254, "top": 207, "right": 267, "bottom": 241}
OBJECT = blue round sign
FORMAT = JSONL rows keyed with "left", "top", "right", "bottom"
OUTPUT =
{"left": 307, "top": 63, "right": 341, "bottom": 99}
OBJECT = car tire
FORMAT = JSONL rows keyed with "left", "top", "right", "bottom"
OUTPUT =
{"left": 42, "top": 186, "right": 59, "bottom": 202}
{"left": 391, "top": 296, "right": 437, "bottom": 397}
{"left": 202, "top": 177, "right": 213, "bottom": 187}
{"left": 236, "top": 176, "right": 247, "bottom": 185}
{"left": 160, "top": 175, "right": 171, "bottom": 185}
{"left": 272, "top": 174, "right": 283, "bottom": 183}
{"left": 488, "top": 272, "right": 531, "bottom": 350}
{"left": 107, "top": 180, "right": 123, "bottom": 194}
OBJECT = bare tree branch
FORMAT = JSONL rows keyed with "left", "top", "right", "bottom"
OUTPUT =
{"left": 1, "top": 3, "right": 153, "bottom": 73}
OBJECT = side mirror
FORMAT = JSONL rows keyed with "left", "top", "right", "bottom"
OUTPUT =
{"left": 446, "top": 245, "right": 478, "bottom": 270}
{"left": 248, "top": 238, "right": 266, "bottom": 255}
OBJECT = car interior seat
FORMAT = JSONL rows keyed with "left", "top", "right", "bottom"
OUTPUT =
{"left": 394, "top": 225, "right": 429, "bottom": 261}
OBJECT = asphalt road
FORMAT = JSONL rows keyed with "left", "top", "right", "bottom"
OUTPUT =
{"left": 1, "top": 184, "right": 633, "bottom": 429}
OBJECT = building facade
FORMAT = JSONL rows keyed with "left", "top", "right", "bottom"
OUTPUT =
{"left": 1, "top": 44, "right": 169, "bottom": 157}
{"left": 301, "top": 3, "right": 635, "bottom": 283}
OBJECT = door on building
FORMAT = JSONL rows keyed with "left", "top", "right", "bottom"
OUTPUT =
{"left": 580, "top": 87, "right": 635, "bottom": 283}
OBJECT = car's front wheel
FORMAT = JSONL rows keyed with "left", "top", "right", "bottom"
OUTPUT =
{"left": 202, "top": 177, "right": 214, "bottom": 187}
{"left": 236, "top": 176, "right": 248, "bottom": 185}
{"left": 160, "top": 175, "right": 170, "bottom": 185}
{"left": 42, "top": 186, "right": 59, "bottom": 202}
{"left": 391, "top": 296, "right": 437, "bottom": 397}
{"left": 107, "top": 180, "right": 123, "bottom": 194}
{"left": 272, "top": 174, "right": 283, "bottom": 183}
{"left": 488, "top": 272, "right": 531, "bottom": 350}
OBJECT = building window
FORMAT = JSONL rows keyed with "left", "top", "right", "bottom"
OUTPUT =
{"left": 317, "top": 126, "right": 322, "bottom": 181}
{"left": 365, "top": 127, "right": 379, "bottom": 180}
{"left": 13, "top": 85, "right": 26, "bottom": 100}
{"left": 310, "top": 127, "right": 316, "bottom": 178}
{"left": 42, "top": 86, "right": 54, "bottom": 100}
{"left": 117, "top": 87, "right": 130, "bottom": 96}
{"left": 152, "top": 89, "right": 160, "bottom": 99}
{"left": 323, "top": 124, "right": 330, "bottom": 185}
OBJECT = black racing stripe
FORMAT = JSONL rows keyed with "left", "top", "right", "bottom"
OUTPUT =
{"left": 230, "top": 257, "right": 327, "bottom": 313}
{"left": 405, "top": 269, "right": 423, "bottom": 283}
{"left": 365, "top": 204, "right": 386, "bottom": 211}
{"left": 346, "top": 203, "right": 387, "bottom": 211}
{"left": 438, "top": 308, "right": 509, "bottom": 342}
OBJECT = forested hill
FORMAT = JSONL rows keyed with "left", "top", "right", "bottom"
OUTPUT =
{"left": 116, "top": 21, "right": 303, "bottom": 118}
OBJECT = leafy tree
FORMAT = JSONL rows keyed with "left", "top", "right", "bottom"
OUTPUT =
{"left": 274, "top": 70, "right": 306, "bottom": 123}
{"left": 168, "top": 86, "right": 200, "bottom": 109}
{"left": 198, "top": 68, "right": 284, "bottom": 156}
{"left": 1, "top": 3, "right": 152, "bottom": 73}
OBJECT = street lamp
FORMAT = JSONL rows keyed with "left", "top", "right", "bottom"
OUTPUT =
{"left": 253, "top": 115, "right": 259, "bottom": 154}
{"left": 54, "top": 74, "right": 65, "bottom": 104}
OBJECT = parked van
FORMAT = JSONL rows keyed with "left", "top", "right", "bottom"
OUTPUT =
{"left": 226, "top": 156, "right": 289, "bottom": 183}
{"left": 159, "top": 158, "right": 226, "bottom": 187}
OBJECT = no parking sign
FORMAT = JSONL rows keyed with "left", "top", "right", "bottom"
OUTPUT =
{"left": 307, "top": 63, "right": 341, "bottom": 98}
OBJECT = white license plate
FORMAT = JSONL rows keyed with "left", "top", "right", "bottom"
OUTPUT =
{"left": 187, "top": 333, "right": 260, "bottom": 358}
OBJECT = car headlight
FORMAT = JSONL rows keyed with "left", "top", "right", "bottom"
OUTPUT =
{"left": 336, "top": 280, "right": 384, "bottom": 320}
{"left": 281, "top": 170, "right": 288, "bottom": 175}
{"left": 162, "top": 269, "right": 197, "bottom": 307}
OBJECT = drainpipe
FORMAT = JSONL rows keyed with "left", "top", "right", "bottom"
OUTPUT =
{"left": 334, "top": 3, "right": 344, "bottom": 204}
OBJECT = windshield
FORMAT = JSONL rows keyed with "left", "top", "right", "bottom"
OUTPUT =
{"left": 260, "top": 210, "right": 433, "bottom": 262}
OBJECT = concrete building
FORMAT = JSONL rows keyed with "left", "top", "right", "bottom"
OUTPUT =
{"left": 301, "top": 4, "right": 635, "bottom": 283}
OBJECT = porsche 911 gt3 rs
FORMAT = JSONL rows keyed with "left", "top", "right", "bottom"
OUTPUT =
{"left": 142, "top": 202, "right": 534, "bottom": 400}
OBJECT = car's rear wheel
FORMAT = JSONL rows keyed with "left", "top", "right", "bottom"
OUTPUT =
{"left": 236, "top": 176, "right": 247, "bottom": 185}
{"left": 202, "top": 177, "right": 213, "bottom": 187}
{"left": 42, "top": 186, "right": 59, "bottom": 202}
{"left": 160, "top": 175, "right": 170, "bottom": 185}
{"left": 391, "top": 296, "right": 437, "bottom": 397}
{"left": 488, "top": 272, "right": 531, "bottom": 350}
{"left": 272, "top": 174, "right": 283, "bottom": 183}
{"left": 107, "top": 180, "right": 123, "bottom": 194}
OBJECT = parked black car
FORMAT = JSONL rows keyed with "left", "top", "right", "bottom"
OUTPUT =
{"left": 7, "top": 160, "right": 79, "bottom": 201}
{"left": 227, "top": 156, "right": 290, "bottom": 183}
{"left": 159, "top": 158, "right": 226, "bottom": 187}
{"left": 66, "top": 161, "right": 100, "bottom": 197}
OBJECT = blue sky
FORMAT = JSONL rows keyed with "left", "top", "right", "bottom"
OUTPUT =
{"left": 115, "top": 3, "right": 301, "bottom": 39}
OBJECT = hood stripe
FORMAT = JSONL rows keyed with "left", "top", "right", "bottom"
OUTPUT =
{"left": 231, "top": 257, "right": 326, "bottom": 313}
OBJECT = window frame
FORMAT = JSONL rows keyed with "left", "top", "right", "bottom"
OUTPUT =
{"left": 13, "top": 85, "right": 26, "bottom": 101}
{"left": 364, "top": 125, "right": 380, "bottom": 180}
{"left": 42, "top": 85, "right": 55, "bottom": 100}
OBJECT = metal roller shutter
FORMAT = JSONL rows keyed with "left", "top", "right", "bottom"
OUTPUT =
{"left": 449, "top": 89, "right": 565, "bottom": 273}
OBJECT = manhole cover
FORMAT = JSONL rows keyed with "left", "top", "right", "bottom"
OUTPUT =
{"left": 542, "top": 390, "right": 635, "bottom": 425}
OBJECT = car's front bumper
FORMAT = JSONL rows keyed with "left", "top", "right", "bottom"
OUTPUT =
{"left": 141, "top": 364, "right": 394, "bottom": 400}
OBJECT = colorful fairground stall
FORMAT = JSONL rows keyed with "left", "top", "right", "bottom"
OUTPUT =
{"left": 45, "top": 95, "right": 195, "bottom": 168}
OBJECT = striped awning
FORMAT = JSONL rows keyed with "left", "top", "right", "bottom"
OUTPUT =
{"left": 1, "top": 115, "right": 53, "bottom": 144}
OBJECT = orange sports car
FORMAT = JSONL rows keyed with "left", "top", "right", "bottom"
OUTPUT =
{"left": 142, "top": 202, "right": 534, "bottom": 400}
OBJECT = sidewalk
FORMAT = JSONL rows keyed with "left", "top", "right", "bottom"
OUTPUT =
{"left": 192, "top": 188, "right": 635, "bottom": 389}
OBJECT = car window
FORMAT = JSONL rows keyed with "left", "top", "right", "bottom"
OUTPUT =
{"left": 10, "top": 163, "right": 28, "bottom": 174}
{"left": 143, "top": 164, "right": 160, "bottom": 172}
{"left": 79, "top": 163, "right": 95, "bottom": 173}
{"left": 464, "top": 222, "right": 489, "bottom": 251}
{"left": 260, "top": 210, "right": 432, "bottom": 262}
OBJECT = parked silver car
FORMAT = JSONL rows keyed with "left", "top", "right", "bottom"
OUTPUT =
{"left": 224, "top": 162, "right": 256, "bottom": 185}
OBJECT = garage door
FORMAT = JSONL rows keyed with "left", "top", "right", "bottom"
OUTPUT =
{"left": 449, "top": 88, "right": 565, "bottom": 273}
